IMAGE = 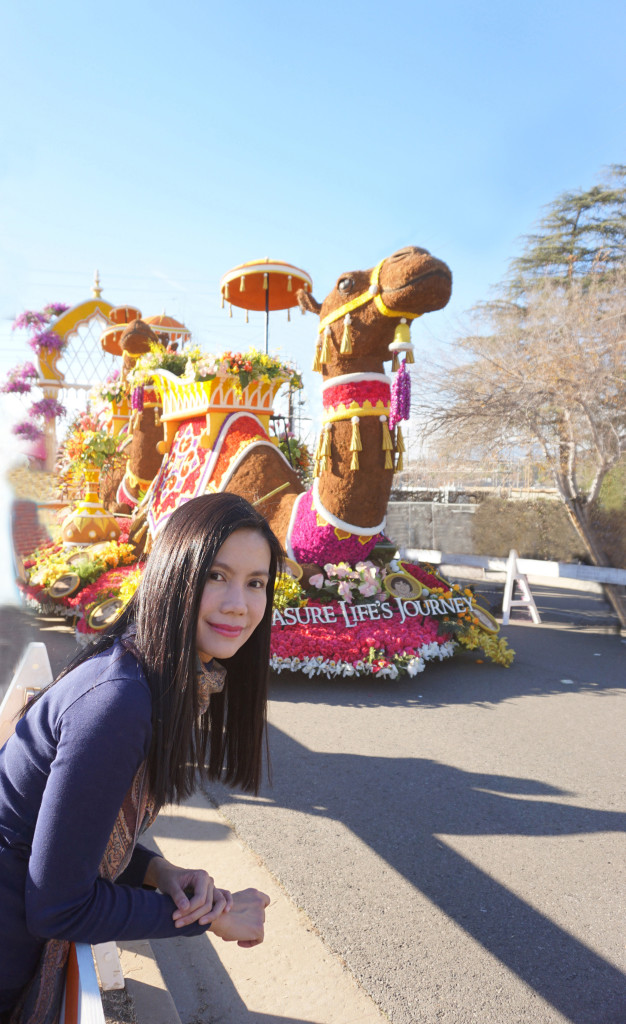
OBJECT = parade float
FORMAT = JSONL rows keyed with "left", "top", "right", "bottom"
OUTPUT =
{"left": 8, "top": 250, "right": 514, "bottom": 677}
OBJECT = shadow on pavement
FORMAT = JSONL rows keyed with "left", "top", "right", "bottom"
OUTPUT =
{"left": 202, "top": 729, "right": 626, "bottom": 1024}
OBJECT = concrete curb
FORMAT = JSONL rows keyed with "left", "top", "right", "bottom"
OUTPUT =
{"left": 143, "top": 798, "right": 390, "bottom": 1024}
{"left": 117, "top": 939, "right": 183, "bottom": 1024}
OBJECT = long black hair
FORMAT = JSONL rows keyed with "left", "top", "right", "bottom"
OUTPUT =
{"left": 28, "top": 493, "right": 283, "bottom": 805}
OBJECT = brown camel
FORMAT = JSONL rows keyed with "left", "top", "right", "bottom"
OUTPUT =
{"left": 224, "top": 245, "right": 452, "bottom": 561}
{"left": 100, "top": 319, "right": 166, "bottom": 513}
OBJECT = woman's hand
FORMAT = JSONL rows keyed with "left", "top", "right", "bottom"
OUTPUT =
{"left": 143, "top": 856, "right": 233, "bottom": 928}
{"left": 209, "top": 887, "right": 270, "bottom": 947}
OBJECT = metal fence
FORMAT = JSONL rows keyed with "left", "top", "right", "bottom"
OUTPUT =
{"left": 385, "top": 501, "right": 477, "bottom": 552}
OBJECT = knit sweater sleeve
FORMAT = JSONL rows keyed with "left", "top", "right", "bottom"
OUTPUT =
{"left": 24, "top": 672, "right": 206, "bottom": 943}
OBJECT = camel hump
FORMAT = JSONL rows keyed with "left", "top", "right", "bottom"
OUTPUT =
{"left": 225, "top": 444, "right": 303, "bottom": 544}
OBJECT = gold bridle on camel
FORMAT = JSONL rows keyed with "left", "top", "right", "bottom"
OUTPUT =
{"left": 312, "top": 259, "right": 421, "bottom": 372}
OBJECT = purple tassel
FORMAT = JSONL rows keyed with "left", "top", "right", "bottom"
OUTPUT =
{"left": 389, "top": 359, "right": 411, "bottom": 428}
{"left": 131, "top": 386, "right": 144, "bottom": 412}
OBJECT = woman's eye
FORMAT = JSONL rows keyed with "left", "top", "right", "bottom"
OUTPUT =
{"left": 249, "top": 579, "right": 266, "bottom": 589}
{"left": 208, "top": 571, "right": 224, "bottom": 582}
{"left": 338, "top": 277, "right": 354, "bottom": 293}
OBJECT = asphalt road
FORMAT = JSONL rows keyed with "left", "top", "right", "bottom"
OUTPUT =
{"left": 2, "top": 586, "right": 625, "bottom": 1023}
{"left": 202, "top": 589, "right": 625, "bottom": 1024}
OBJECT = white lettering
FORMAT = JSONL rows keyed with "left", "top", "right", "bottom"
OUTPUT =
{"left": 309, "top": 606, "right": 326, "bottom": 624}
{"left": 339, "top": 601, "right": 356, "bottom": 628}
{"left": 282, "top": 606, "right": 298, "bottom": 625}
{"left": 403, "top": 600, "right": 420, "bottom": 617}
{"left": 322, "top": 606, "right": 337, "bottom": 623}
{"left": 394, "top": 598, "right": 406, "bottom": 624}
{"left": 381, "top": 602, "right": 394, "bottom": 620}
{"left": 367, "top": 603, "right": 380, "bottom": 620}
{"left": 296, "top": 607, "right": 311, "bottom": 625}
{"left": 272, "top": 609, "right": 285, "bottom": 626}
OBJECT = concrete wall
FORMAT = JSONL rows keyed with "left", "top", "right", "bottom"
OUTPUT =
{"left": 385, "top": 501, "right": 477, "bottom": 552}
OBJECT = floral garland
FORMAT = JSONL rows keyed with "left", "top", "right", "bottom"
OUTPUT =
{"left": 389, "top": 360, "right": 411, "bottom": 428}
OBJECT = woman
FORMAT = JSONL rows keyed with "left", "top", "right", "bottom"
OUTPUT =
{"left": 0, "top": 493, "right": 279, "bottom": 1021}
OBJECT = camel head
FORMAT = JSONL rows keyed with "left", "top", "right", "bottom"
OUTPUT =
{"left": 119, "top": 319, "right": 168, "bottom": 379}
{"left": 298, "top": 246, "right": 452, "bottom": 376}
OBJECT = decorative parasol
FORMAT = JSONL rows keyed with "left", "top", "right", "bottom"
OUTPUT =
{"left": 144, "top": 314, "right": 191, "bottom": 346}
{"left": 220, "top": 259, "right": 312, "bottom": 354}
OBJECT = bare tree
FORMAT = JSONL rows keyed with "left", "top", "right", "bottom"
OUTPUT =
{"left": 421, "top": 269, "right": 626, "bottom": 624}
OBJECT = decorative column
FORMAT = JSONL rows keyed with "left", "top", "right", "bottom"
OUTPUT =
{"left": 37, "top": 346, "right": 65, "bottom": 473}
{"left": 60, "top": 464, "right": 121, "bottom": 545}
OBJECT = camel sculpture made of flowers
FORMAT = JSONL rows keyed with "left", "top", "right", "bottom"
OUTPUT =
{"left": 133, "top": 245, "right": 452, "bottom": 566}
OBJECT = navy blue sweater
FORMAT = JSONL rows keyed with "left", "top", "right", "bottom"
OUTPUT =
{"left": 0, "top": 643, "right": 207, "bottom": 1006}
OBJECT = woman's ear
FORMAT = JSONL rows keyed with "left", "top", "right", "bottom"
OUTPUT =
{"left": 297, "top": 289, "right": 322, "bottom": 315}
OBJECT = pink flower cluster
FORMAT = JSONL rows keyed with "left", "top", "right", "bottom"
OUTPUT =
{"left": 1, "top": 362, "right": 38, "bottom": 395}
{"left": 270, "top": 601, "right": 447, "bottom": 665}
{"left": 322, "top": 379, "right": 390, "bottom": 411}
{"left": 290, "top": 491, "right": 383, "bottom": 565}
{"left": 13, "top": 304, "right": 69, "bottom": 332}
{"left": 29, "top": 397, "right": 67, "bottom": 420}
{"left": 28, "top": 329, "right": 65, "bottom": 354}
{"left": 13, "top": 421, "right": 44, "bottom": 441}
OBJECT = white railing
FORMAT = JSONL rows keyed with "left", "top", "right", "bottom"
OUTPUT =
{"left": 400, "top": 549, "right": 626, "bottom": 587}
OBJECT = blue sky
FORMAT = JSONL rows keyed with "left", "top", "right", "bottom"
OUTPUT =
{"left": 1, "top": 0, "right": 624, "bottom": 441}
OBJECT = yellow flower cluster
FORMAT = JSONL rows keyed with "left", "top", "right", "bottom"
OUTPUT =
{"left": 118, "top": 568, "right": 143, "bottom": 604}
{"left": 28, "top": 541, "right": 137, "bottom": 589}
{"left": 273, "top": 573, "right": 306, "bottom": 611}
{"left": 456, "top": 625, "right": 515, "bottom": 667}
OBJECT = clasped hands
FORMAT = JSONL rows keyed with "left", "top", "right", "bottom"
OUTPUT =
{"left": 143, "top": 856, "right": 270, "bottom": 947}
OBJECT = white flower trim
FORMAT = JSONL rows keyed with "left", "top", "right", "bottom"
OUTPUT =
{"left": 321, "top": 371, "right": 391, "bottom": 392}
{"left": 269, "top": 640, "right": 456, "bottom": 679}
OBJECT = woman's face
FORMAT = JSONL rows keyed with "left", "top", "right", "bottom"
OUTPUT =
{"left": 196, "top": 528, "right": 271, "bottom": 662}
{"left": 393, "top": 578, "right": 413, "bottom": 597}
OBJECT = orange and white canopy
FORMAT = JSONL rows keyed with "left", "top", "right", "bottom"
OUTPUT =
{"left": 145, "top": 314, "right": 191, "bottom": 344}
{"left": 220, "top": 259, "right": 312, "bottom": 312}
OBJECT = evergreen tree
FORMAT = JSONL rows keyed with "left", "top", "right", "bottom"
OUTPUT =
{"left": 507, "top": 164, "right": 626, "bottom": 294}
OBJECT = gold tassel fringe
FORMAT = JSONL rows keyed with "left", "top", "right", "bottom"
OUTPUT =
{"left": 349, "top": 416, "right": 361, "bottom": 471}
{"left": 320, "top": 327, "right": 332, "bottom": 363}
{"left": 312, "top": 343, "right": 322, "bottom": 373}
{"left": 381, "top": 416, "right": 393, "bottom": 451}
{"left": 340, "top": 314, "right": 352, "bottom": 355}
{"left": 385, "top": 450, "right": 393, "bottom": 469}
{"left": 350, "top": 416, "right": 362, "bottom": 453}
{"left": 404, "top": 346, "right": 415, "bottom": 364}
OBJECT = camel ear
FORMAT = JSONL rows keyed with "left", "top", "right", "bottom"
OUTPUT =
{"left": 297, "top": 289, "right": 322, "bottom": 315}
